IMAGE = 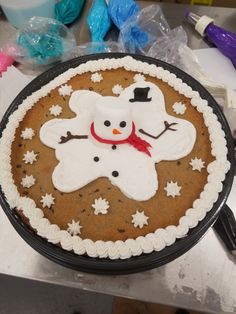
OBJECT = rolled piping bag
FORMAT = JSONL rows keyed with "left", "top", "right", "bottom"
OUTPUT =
{"left": 107, "top": 0, "right": 140, "bottom": 29}
{"left": 55, "top": 0, "right": 85, "bottom": 25}
{"left": 86, "top": 0, "right": 112, "bottom": 43}
{"left": 186, "top": 12, "right": 236, "bottom": 67}
{"left": 207, "top": 24, "right": 236, "bottom": 67}
{"left": 107, "top": 0, "right": 150, "bottom": 53}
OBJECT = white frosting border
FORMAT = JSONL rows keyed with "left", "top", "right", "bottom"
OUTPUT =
{"left": 0, "top": 56, "right": 230, "bottom": 259}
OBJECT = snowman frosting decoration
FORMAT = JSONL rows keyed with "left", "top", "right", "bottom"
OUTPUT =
{"left": 40, "top": 82, "right": 196, "bottom": 201}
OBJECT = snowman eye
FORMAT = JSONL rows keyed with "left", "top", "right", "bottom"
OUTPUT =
{"left": 104, "top": 120, "right": 111, "bottom": 127}
{"left": 119, "top": 121, "right": 126, "bottom": 128}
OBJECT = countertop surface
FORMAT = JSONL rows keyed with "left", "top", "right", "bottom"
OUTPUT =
{"left": 0, "top": 2, "right": 236, "bottom": 313}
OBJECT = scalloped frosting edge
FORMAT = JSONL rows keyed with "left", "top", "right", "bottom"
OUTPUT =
{"left": 0, "top": 56, "right": 230, "bottom": 259}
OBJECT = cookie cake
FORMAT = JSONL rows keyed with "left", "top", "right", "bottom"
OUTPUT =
{"left": 0, "top": 55, "right": 230, "bottom": 260}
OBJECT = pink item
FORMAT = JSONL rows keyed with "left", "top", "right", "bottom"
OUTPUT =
{"left": 0, "top": 51, "right": 14, "bottom": 76}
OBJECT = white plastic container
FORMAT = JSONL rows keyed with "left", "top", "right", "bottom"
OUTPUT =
{"left": 0, "top": 0, "right": 55, "bottom": 28}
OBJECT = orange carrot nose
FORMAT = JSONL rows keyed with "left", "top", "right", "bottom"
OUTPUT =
{"left": 112, "top": 128, "right": 122, "bottom": 135}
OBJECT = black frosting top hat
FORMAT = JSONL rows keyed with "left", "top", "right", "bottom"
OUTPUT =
{"left": 129, "top": 87, "right": 152, "bottom": 103}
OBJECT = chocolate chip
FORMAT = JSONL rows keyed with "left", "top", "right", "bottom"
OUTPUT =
{"left": 60, "top": 192, "right": 64, "bottom": 196}
{"left": 23, "top": 170, "right": 26, "bottom": 174}
{"left": 89, "top": 87, "right": 93, "bottom": 91}
{"left": 94, "top": 156, "right": 99, "bottom": 162}
{"left": 112, "top": 171, "right": 119, "bottom": 177}
{"left": 93, "top": 189, "right": 100, "bottom": 193}
{"left": 79, "top": 194, "right": 83, "bottom": 197}
{"left": 16, "top": 164, "right": 22, "bottom": 168}
{"left": 117, "top": 228, "right": 125, "bottom": 233}
{"left": 112, "top": 145, "right": 117, "bottom": 150}
{"left": 18, "top": 143, "right": 22, "bottom": 147}
{"left": 118, "top": 199, "right": 123, "bottom": 203}
{"left": 81, "top": 209, "right": 86, "bottom": 213}
{"left": 107, "top": 187, "right": 111, "bottom": 190}
{"left": 177, "top": 161, "right": 181, "bottom": 166}
{"left": 202, "top": 132, "right": 205, "bottom": 136}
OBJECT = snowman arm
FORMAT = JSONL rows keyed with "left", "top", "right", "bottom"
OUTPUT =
{"left": 139, "top": 121, "right": 178, "bottom": 140}
{"left": 149, "top": 120, "right": 196, "bottom": 161}
{"left": 59, "top": 131, "right": 88, "bottom": 144}
{"left": 40, "top": 119, "right": 78, "bottom": 148}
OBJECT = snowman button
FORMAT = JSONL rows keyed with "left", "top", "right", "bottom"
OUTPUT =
{"left": 112, "top": 171, "right": 119, "bottom": 177}
{"left": 112, "top": 145, "right": 117, "bottom": 150}
{"left": 93, "top": 156, "right": 99, "bottom": 162}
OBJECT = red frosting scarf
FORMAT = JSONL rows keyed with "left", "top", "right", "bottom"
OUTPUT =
{"left": 90, "top": 122, "right": 152, "bottom": 157}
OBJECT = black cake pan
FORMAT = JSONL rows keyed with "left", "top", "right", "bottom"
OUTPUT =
{"left": 0, "top": 53, "right": 235, "bottom": 275}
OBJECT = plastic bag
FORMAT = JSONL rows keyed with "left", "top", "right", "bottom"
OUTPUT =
{"left": 12, "top": 17, "right": 76, "bottom": 67}
{"left": 67, "top": 41, "right": 124, "bottom": 59}
{"left": 147, "top": 26, "right": 187, "bottom": 66}
{"left": 119, "top": 5, "right": 170, "bottom": 54}
{"left": 118, "top": 4, "right": 234, "bottom": 113}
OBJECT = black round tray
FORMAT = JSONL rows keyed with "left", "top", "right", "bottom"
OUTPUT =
{"left": 0, "top": 53, "right": 235, "bottom": 275}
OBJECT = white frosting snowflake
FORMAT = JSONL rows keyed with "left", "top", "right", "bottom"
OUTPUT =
{"left": 23, "top": 150, "right": 38, "bottom": 164}
{"left": 40, "top": 193, "right": 55, "bottom": 208}
{"left": 49, "top": 105, "right": 62, "bottom": 116}
{"left": 21, "top": 175, "right": 36, "bottom": 188}
{"left": 133, "top": 73, "right": 146, "bottom": 83}
{"left": 112, "top": 84, "right": 124, "bottom": 95}
{"left": 91, "top": 72, "right": 103, "bottom": 83}
{"left": 58, "top": 84, "right": 73, "bottom": 97}
{"left": 91, "top": 197, "right": 109, "bottom": 215}
{"left": 173, "top": 102, "right": 186, "bottom": 115}
{"left": 20, "top": 128, "right": 35, "bottom": 140}
{"left": 131, "top": 210, "right": 149, "bottom": 229}
{"left": 67, "top": 219, "right": 82, "bottom": 236}
{"left": 164, "top": 181, "right": 181, "bottom": 198}
{"left": 190, "top": 157, "right": 205, "bottom": 172}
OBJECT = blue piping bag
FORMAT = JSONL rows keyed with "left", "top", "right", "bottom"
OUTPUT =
{"left": 107, "top": 0, "right": 149, "bottom": 53}
{"left": 87, "top": 0, "right": 112, "bottom": 42}
{"left": 107, "top": 0, "right": 139, "bottom": 29}
{"left": 55, "top": 0, "right": 85, "bottom": 25}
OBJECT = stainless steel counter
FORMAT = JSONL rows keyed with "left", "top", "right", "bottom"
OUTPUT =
{"left": 0, "top": 2, "right": 236, "bottom": 313}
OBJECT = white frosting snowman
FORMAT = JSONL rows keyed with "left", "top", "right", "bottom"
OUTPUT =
{"left": 40, "top": 82, "right": 196, "bottom": 201}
